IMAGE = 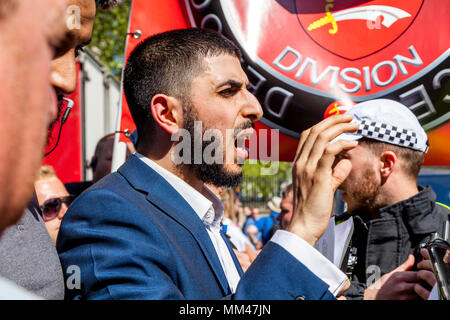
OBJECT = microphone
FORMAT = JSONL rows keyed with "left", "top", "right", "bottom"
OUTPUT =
{"left": 44, "top": 97, "right": 74, "bottom": 157}
{"left": 61, "top": 97, "right": 74, "bottom": 124}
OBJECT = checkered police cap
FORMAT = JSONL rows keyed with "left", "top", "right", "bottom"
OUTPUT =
{"left": 332, "top": 99, "right": 429, "bottom": 153}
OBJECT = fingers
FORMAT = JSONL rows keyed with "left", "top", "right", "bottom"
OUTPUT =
{"left": 417, "top": 270, "right": 437, "bottom": 287}
{"left": 420, "top": 248, "right": 430, "bottom": 260}
{"left": 293, "top": 127, "right": 310, "bottom": 165}
{"left": 394, "top": 254, "right": 415, "bottom": 272}
{"left": 417, "top": 259, "right": 433, "bottom": 272}
{"left": 444, "top": 250, "right": 450, "bottom": 264}
{"left": 317, "top": 140, "right": 358, "bottom": 189}
{"left": 376, "top": 282, "right": 418, "bottom": 300}
{"left": 398, "top": 282, "right": 419, "bottom": 295}
{"left": 331, "top": 158, "right": 353, "bottom": 190}
{"left": 414, "top": 283, "right": 431, "bottom": 300}
{"left": 292, "top": 114, "right": 354, "bottom": 171}
{"left": 295, "top": 114, "right": 357, "bottom": 170}
{"left": 308, "top": 123, "right": 359, "bottom": 171}
{"left": 389, "top": 271, "right": 418, "bottom": 283}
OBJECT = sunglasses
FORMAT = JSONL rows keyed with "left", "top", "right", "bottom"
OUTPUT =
{"left": 40, "top": 195, "right": 74, "bottom": 222}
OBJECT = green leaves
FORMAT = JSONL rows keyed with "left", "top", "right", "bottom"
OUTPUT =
{"left": 88, "top": 0, "right": 131, "bottom": 78}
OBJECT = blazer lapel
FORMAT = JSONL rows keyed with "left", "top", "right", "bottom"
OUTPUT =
{"left": 117, "top": 155, "right": 231, "bottom": 294}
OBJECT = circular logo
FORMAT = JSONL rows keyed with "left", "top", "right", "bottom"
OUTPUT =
{"left": 184, "top": 0, "right": 449, "bottom": 137}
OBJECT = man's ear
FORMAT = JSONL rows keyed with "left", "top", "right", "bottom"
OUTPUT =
{"left": 90, "top": 156, "right": 98, "bottom": 170}
{"left": 379, "top": 151, "right": 397, "bottom": 179}
{"left": 150, "top": 94, "right": 183, "bottom": 135}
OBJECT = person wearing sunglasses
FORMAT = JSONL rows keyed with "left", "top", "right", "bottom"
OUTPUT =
{"left": 35, "top": 166, "right": 73, "bottom": 244}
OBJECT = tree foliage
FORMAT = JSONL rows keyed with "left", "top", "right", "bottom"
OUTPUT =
{"left": 240, "top": 161, "right": 292, "bottom": 204}
{"left": 88, "top": 0, "right": 132, "bottom": 77}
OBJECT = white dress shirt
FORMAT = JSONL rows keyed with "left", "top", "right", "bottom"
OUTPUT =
{"left": 135, "top": 153, "right": 348, "bottom": 296}
{"left": 0, "top": 276, "right": 43, "bottom": 300}
{"left": 222, "top": 217, "right": 256, "bottom": 252}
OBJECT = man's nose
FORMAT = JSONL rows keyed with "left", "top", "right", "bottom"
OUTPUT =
{"left": 240, "top": 90, "right": 263, "bottom": 123}
{"left": 58, "top": 203, "right": 69, "bottom": 220}
{"left": 50, "top": 50, "right": 77, "bottom": 95}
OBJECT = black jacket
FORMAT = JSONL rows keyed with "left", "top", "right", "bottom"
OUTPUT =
{"left": 339, "top": 186, "right": 449, "bottom": 299}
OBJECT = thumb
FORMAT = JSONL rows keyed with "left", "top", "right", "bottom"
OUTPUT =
{"left": 394, "top": 254, "right": 415, "bottom": 272}
{"left": 331, "top": 158, "right": 352, "bottom": 190}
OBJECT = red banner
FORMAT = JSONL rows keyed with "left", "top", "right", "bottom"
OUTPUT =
{"left": 121, "top": 0, "right": 450, "bottom": 165}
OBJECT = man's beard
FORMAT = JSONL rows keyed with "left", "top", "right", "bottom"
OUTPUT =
{"left": 177, "top": 103, "right": 246, "bottom": 188}
{"left": 344, "top": 167, "right": 382, "bottom": 215}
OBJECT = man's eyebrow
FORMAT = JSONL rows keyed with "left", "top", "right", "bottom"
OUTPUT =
{"left": 215, "top": 79, "right": 247, "bottom": 89}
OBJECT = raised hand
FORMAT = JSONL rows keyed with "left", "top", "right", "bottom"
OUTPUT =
{"left": 288, "top": 114, "right": 359, "bottom": 246}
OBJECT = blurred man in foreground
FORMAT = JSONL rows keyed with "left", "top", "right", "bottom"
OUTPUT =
{"left": 0, "top": 0, "right": 121, "bottom": 299}
{"left": 0, "top": 0, "right": 66, "bottom": 299}
{"left": 0, "top": 0, "right": 64, "bottom": 235}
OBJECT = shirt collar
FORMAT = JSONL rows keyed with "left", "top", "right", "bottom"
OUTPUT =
{"left": 135, "top": 153, "right": 223, "bottom": 229}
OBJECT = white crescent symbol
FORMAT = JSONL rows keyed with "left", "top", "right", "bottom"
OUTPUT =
{"left": 332, "top": 5, "right": 411, "bottom": 28}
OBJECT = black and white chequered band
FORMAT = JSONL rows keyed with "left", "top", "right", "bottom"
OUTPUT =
{"left": 357, "top": 120, "right": 425, "bottom": 152}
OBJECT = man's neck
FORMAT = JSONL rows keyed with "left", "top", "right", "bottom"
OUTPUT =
{"left": 369, "top": 178, "right": 419, "bottom": 219}
{"left": 383, "top": 179, "right": 419, "bottom": 206}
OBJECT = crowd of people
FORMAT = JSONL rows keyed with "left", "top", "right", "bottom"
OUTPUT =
{"left": 0, "top": 0, "right": 448, "bottom": 301}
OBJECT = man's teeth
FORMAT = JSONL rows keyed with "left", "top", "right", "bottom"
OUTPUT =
{"left": 236, "top": 146, "right": 249, "bottom": 159}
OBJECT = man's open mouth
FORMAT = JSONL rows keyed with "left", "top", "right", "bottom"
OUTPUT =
{"left": 234, "top": 127, "right": 255, "bottom": 160}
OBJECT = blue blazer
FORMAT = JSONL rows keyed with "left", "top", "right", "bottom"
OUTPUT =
{"left": 57, "top": 155, "right": 335, "bottom": 300}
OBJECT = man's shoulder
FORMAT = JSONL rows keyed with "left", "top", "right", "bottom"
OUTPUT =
{"left": 61, "top": 172, "right": 149, "bottom": 230}
{"left": 73, "top": 171, "right": 141, "bottom": 204}
{"left": 57, "top": 171, "right": 169, "bottom": 252}
{"left": 433, "top": 201, "right": 450, "bottom": 235}
{"left": 435, "top": 201, "right": 450, "bottom": 215}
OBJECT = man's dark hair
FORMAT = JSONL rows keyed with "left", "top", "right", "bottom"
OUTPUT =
{"left": 95, "top": 0, "right": 122, "bottom": 10}
{"left": 123, "top": 28, "right": 242, "bottom": 142}
{"left": 359, "top": 138, "right": 424, "bottom": 179}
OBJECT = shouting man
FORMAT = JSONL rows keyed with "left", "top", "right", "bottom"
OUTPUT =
{"left": 57, "top": 28, "right": 359, "bottom": 300}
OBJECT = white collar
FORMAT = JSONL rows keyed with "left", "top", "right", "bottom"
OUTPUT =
{"left": 135, "top": 153, "right": 223, "bottom": 228}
